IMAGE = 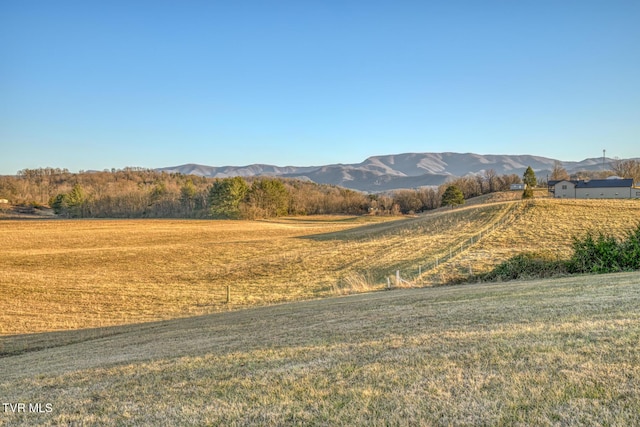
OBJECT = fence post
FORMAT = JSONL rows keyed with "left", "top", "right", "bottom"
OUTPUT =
{"left": 396, "top": 270, "right": 400, "bottom": 287}
{"left": 387, "top": 277, "right": 391, "bottom": 290}
{"left": 226, "top": 285, "right": 231, "bottom": 304}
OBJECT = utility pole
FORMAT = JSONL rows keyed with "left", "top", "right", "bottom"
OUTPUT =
{"left": 603, "top": 149, "right": 606, "bottom": 170}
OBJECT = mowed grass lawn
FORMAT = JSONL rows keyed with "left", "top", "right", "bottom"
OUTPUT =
{"left": 1, "top": 272, "right": 639, "bottom": 425}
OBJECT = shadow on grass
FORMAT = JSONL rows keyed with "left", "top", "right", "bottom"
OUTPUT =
{"left": 300, "top": 216, "right": 419, "bottom": 241}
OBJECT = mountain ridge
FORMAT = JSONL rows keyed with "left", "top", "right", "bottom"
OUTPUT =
{"left": 157, "top": 152, "right": 633, "bottom": 192}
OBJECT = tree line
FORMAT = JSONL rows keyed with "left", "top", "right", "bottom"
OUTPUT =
{"left": 0, "top": 167, "right": 525, "bottom": 218}
{"left": 4, "top": 162, "right": 635, "bottom": 219}
{"left": 0, "top": 168, "right": 372, "bottom": 218}
{"left": 548, "top": 159, "right": 640, "bottom": 183}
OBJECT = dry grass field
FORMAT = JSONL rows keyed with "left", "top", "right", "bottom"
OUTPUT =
{"left": 1, "top": 198, "right": 639, "bottom": 336}
{"left": 0, "top": 216, "right": 393, "bottom": 335}
{"left": 441, "top": 198, "right": 640, "bottom": 280}
{"left": 0, "top": 204, "right": 513, "bottom": 335}
{"left": 2, "top": 272, "right": 640, "bottom": 425}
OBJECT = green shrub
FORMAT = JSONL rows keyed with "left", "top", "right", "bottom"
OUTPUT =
{"left": 482, "top": 223, "right": 640, "bottom": 282}
{"left": 621, "top": 225, "right": 640, "bottom": 270}
{"left": 569, "top": 223, "right": 640, "bottom": 273}
{"left": 483, "top": 252, "right": 569, "bottom": 281}
{"left": 569, "top": 231, "right": 621, "bottom": 273}
{"left": 522, "top": 188, "right": 534, "bottom": 199}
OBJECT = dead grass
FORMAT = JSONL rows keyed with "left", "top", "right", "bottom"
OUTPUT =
{"left": 441, "top": 198, "right": 640, "bottom": 280}
{"left": 332, "top": 271, "right": 380, "bottom": 295}
{"left": 1, "top": 272, "right": 639, "bottom": 425}
{"left": 0, "top": 216, "right": 400, "bottom": 335}
{"left": 2, "top": 199, "right": 638, "bottom": 335}
{"left": 0, "top": 205, "right": 514, "bottom": 335}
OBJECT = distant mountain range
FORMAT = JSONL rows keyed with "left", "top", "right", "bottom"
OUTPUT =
{"left": 157, "top": 152, "right": 632, "bottom": 192}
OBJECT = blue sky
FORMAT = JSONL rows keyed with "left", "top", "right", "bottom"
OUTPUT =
{"left": 1, "top": 0, "right": 639, "bottom": 174}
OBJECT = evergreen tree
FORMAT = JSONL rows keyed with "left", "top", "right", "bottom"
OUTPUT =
{"left": 441, "top": 185, "right": 465, "bottom": 208}
{"left": 49, "top": 193, "right": 68, "bottom": 215}
{"left": 180, "top": 179, "right": 197, "bottom": 213}
{"left": 66, "top": 183, "right": 87, "bottom": 217}
{"left": 208, "top": 177, "right": 249, "bottom": 219}
{"left": 522, "top": 166, "right": 537, "bottom": 199}
{"left": 247, "top": 178, "right": 290, "bottom": 218}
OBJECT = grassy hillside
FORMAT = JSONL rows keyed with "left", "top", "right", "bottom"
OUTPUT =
{"left": 2, "top": 198, "right": 639, "bottom": 335}
{"left": 2, "top": 272, "right": 640, "bottom": 425}
{"left": 435, "top": 198, "right": 640, "bottom": 281}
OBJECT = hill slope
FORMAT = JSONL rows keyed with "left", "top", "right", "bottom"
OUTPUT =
{"left": 2, "top": 272, "right": 640, "bottom": 425}
{"left": 432, "top": 198, "right": 640, "bottom": 280}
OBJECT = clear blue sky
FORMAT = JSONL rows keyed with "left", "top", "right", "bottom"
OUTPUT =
{"left": 1, "top": 0, "right": 639, "bottom": 174}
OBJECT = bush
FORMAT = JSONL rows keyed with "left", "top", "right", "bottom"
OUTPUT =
{"left": 483, "top": 252, "right": 569, "bottom": 281}
{"left": 569, "top": 231, "right": 621, "bottom": 273}
{"left": 482, "top": 223, "right": 640, "bottom": 282}
{"left": 621, "top": 225, "right": 640, "bottom": 270}
{"left": 569, "top": 223, "right": 640, "bottom": 274}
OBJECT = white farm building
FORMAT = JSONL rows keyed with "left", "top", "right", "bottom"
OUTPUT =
{"left": 548, "top": 178, "right": 639, "bottom": 199}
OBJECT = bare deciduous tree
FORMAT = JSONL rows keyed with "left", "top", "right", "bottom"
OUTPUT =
{"left": 612, "top": 159, "right": 640, "bottom": 184}
{"left": 550, "top": 161, "right": 570, "bottom": 181}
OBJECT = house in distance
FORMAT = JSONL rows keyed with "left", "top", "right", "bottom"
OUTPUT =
{"left": 548, "top": 177, "right": 639, "bottom": 199}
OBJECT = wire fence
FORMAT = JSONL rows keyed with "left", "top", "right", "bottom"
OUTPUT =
{"left": 387, "top": 201, "right": 531, "bottom": 287}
